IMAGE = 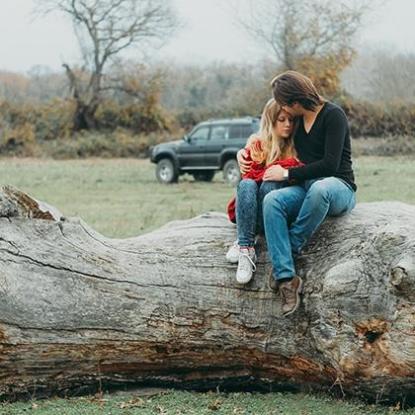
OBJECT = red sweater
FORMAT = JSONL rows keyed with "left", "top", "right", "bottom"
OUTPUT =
{"left": 227, "top": 144, "right": 303, "bottom": 223}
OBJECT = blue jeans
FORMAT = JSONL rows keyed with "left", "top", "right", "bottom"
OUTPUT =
{"left": 236, "top": 179, "right": 285, "bottom": 247}
{"left": 263, "top": 177, "right": 356, "bottom": 280}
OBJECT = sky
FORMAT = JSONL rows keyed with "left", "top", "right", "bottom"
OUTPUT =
{"left": 0, "top": 0, "right": 414, "bottom": 73}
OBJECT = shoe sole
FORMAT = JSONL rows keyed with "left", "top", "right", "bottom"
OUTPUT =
{"left": 282, "top": 277, "right": 304, "bottom": 317}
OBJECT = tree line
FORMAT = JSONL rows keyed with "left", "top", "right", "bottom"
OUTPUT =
{"left": 0, "top": 0, "right": 414, "bottom": 158}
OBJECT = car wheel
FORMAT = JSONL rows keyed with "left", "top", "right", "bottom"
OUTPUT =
{"left": 223, "top": 159, "right": 241, "bottom": 186}
{"left": 192, "top": 171, "right": 215, "bottom": 182}
{"left": 156, "top": 158, "right": 178, "bottom": 184}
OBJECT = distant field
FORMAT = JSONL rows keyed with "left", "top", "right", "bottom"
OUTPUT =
{"left": 0, "top": 156, "right": 414, "bottom": 238}
{"left": 1, "top": 156, "right": 415, "bottom": 413}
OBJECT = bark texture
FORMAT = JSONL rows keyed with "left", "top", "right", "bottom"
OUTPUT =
{"left": 0, "top": 185, "right": 414, "bottom": 403}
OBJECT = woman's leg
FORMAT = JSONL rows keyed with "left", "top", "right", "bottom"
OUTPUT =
{"left": 236, "top": 179, "right": 259, "bottom": 247}
{"left": 257, "top": 181, "right": 286, "bottom": 234}
{"left": 235, "top": 179, "right": 259, "bottom": 284}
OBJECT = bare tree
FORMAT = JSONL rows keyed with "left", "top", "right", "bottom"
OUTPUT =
{"left": 236, "top": 0, "right": 375, "bottom": 70}
{"left": 342, "top": 48, "right": 415, "bottom": 103}
{"left": 36, "top": 0, "right": 179, "bottom": 131}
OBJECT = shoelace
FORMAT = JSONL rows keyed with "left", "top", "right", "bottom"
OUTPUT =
{"left": 238, "top": 250, "right": 256, "bottom": 272}
{"left": 280, "top": 284, "right": 296, "bottom": 302}
{"left": 227, "top": 241, "right": 240, "bottom": 259}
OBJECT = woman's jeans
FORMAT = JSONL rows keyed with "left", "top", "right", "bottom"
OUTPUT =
{"left": 236, "top": 179, "right": 285, "bottom": 247}
{"left": 263, "top": 177, "right": 356, "bottom": 281}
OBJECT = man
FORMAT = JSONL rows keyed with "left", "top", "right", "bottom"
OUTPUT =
{"left": 240, "top": 70, "right": 356, "bottom": 316}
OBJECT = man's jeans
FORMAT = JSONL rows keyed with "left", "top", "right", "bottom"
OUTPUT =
{"left": 263, "top": 177, "right": 356, "bottom": 280}
{"left": 236, "top": 179, "right": 285, "bottom": 247}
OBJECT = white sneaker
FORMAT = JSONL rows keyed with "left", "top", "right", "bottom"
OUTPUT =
{"left": 236, "top": 247, "right": 257, "bottom": 284}
{"left": 226, "top": 241, "right": 240, "bottom": 263}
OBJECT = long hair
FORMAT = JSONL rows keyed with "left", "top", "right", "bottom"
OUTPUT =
{"left": 270, "top": 70, "right": 323, "bottom": 111}
{"left": 250, "top": 98, "right": 297, "bottom": 165}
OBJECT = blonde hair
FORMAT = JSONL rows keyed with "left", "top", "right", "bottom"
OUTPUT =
{"left": 249, "top": 98, "right": 297, "bottom": 165}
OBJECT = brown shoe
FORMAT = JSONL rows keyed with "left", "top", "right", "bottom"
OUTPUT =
{"left": 268, "top": 268, "right": 279, "bottom": 291}
{"left": 279, "top": 276, "right": 303, "bottom": 316}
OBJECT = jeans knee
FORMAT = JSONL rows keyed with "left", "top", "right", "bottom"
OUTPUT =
{"left": 308, "top": 181, "right": 331, "bottom": 203}
{"left": 238, "top": 178, "right": 257, "bottom": 193}
{"left": 258, "top": 181, "right": 279, "bottom": 200}
{"left": 263, "top": 190, "right": 284, "bottom": 215}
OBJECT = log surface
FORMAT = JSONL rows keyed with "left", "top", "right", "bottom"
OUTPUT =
{"left": 0, "top": 185, "right": 414, "bottom": 402}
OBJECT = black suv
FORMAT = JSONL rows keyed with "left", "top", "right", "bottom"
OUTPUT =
{"left": 150, "top": 117, "right": 259, "bottom": 186}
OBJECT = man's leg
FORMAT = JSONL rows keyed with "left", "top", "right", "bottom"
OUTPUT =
{"left": 263, "top": 186, "right": 306, "bottom": 280}
{"left": 289, "top": 177, "right": 356, "bottom": 254}
{"left": 256, "top": 181, "right": 285, "bottom": 234}
{"left": 263, "top": 186, "right": 306, "bottom": 316}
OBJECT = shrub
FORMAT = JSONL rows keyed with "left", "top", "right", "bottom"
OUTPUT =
{"left": 338, "top": 98, "right": 415, "bottom": 138}
{"left": 41, "top": 129, "right": 174, "bottom": 159}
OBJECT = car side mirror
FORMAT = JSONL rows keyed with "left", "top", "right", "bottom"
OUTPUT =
{"left": 183, "top": 134, "right": 191, "bottom": 142}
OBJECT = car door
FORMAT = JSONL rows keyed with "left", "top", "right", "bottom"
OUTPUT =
{"left": 204, "top": 124, "right": 229, "bottom": 167}
{"left": 176, "top": 125, "right": 210, "bottom": 168}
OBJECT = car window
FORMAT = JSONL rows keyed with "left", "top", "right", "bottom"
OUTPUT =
{"left": 251, "top": 119, "right": 260, "bottom": 133}
{"left": 228, "top": 125, "right": 242, "bottom": 139}
{"left": 189, "top": 126, "right": 210, "bottom": 141}
{"left": 228, "top": 124, "right": 255, "bottom": 139}
{"left": 241, "top": 125, "right": 254, "bottom": 138}
{"left": 211, "top": 125, "right": 228, "bottom": 140}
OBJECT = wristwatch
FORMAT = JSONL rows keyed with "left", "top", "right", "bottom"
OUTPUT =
{"left": 283, "top": 169, "right": 289, "bottom": 180}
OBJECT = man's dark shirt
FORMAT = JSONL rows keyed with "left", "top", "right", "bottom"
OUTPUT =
{"left": 288, "top": 101, "right": 357, "bottom": 191}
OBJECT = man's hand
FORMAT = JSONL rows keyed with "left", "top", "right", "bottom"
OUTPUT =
{"left": 237, "top": 148, "right": 252, "bottom": 175}
{"left": 263, "top": 165, "right": 287, "bottom": 182}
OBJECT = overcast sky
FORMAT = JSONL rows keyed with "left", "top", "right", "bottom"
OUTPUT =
{"left": 0, "top": 0, "right": 414, "bottom": 73}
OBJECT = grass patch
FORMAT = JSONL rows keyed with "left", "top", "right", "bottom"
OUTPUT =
{"left": 0, "top": 156, "right": 413, "bottom": 238}
{"left": 0, "top": 390, "right": 409, "bottom": 414}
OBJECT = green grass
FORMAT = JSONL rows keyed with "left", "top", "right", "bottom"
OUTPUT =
{"left": 353, "top": 157, "right": 415, "bottom": 203}
{"left": 0, "top": 156, "right": 414, "bottom": 238}
{"left": 0, "top": 156, "right": 414, "bottom": 413}
{"left": 0, "top": 390, "right": 408, "bottom": 414}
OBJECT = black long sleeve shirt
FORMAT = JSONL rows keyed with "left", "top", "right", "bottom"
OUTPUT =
{"left": 288, "top": 101, "right": 357, "bottom": 191}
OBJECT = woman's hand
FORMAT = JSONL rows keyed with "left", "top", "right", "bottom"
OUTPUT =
{"left": 237, "top": 148, "right": 252, "bottom": 175}
{"left": 263, "top": 165, "right": 287, "bottom": 181}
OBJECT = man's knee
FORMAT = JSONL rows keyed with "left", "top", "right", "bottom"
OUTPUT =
{"left": 263, "top": 189, "right": 286, "bottom": 215}
{"left": 307, "top": 179, "right": 333, "bottom": 203}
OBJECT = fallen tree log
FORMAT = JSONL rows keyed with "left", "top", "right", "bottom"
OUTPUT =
{"left": 0, "top": 185, "right": 414, "bottom": 403}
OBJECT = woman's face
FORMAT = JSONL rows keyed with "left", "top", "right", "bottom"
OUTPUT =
{"left": 274, "top": 110, "right": 294, "bottom": 138}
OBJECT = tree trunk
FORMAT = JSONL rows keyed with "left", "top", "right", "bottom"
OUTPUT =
{"left": 0, "top": 185, "right": 414, "bottom": 403}
{"left": 73, "top": 101, "right": 98, "bottom": 131}
{"left": 63, "top": 63, "right": 98, "bottom": 131}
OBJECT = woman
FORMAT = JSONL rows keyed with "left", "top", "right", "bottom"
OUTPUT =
{"left": 226, "top": 98, "right": 302, "bottom": 284}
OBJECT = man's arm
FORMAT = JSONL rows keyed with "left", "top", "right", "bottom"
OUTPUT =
{"left": 237, "top": 134, "right": 258, "bottom": 174}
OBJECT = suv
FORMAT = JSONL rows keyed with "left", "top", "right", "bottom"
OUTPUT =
{"left": 150, "top": 117, "right": 259, "bottom": 186}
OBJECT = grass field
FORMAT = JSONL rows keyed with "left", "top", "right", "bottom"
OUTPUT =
{"left": 1, "top": 156, "right": 414, "bottom": 414}
{"left": 1, "top": 156, "right": 414, "bottom": 238}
